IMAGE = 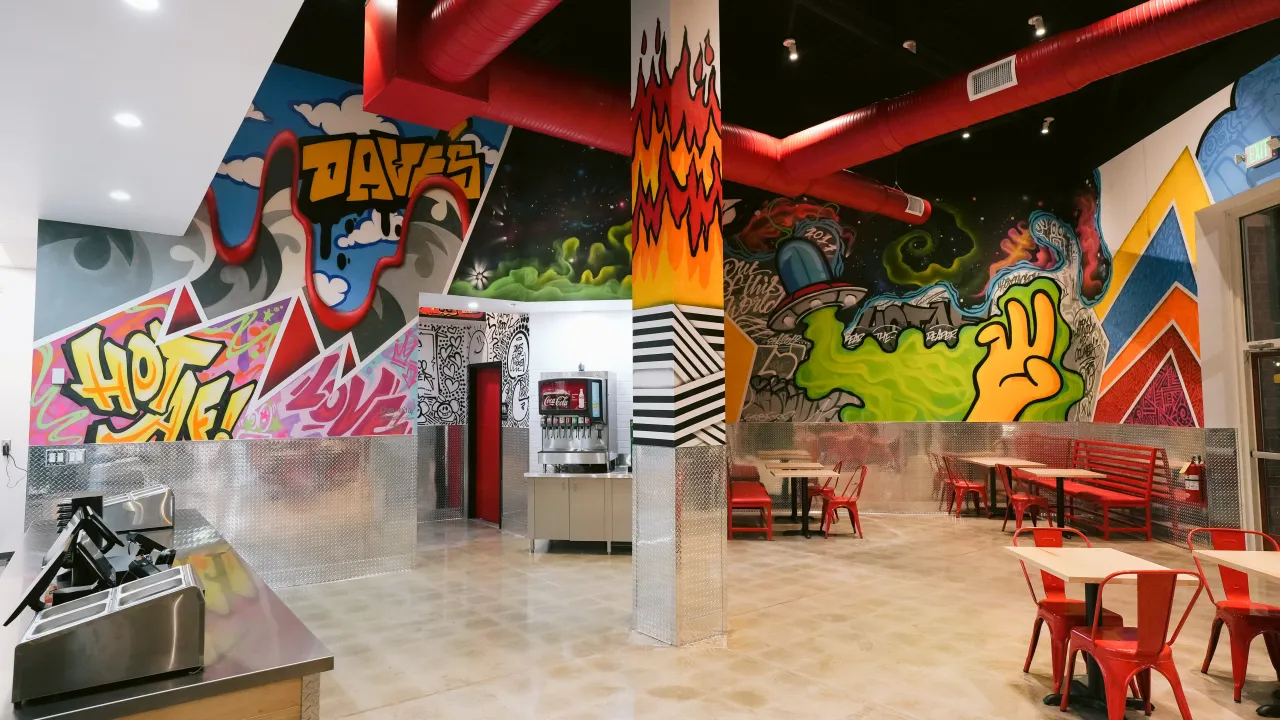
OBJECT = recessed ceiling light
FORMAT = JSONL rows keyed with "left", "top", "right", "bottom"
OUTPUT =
{"left": 961, "top": 131, "right": 971, "bottom": 139}
{"left": 467, "top": 302, "right": 478, "bottom": 309}
{"left": 113, "top": 112, "right": 142, "bottom": 128}
{"left": 109, "top": 190, "right": 131, "bottom": 202}
{"left": 123, "top": 0, "right": 160, "bottom": 10}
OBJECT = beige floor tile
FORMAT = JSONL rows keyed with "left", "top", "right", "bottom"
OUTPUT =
{"left": 284, "top": 515, "right": 1280, "bottom": 719}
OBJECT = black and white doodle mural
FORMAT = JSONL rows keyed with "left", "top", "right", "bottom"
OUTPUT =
{"left": 486, "top": 313, "right": 531, "bottom": 429}
{"left": 417, "top": 318, "right": 486, "bottom": 426}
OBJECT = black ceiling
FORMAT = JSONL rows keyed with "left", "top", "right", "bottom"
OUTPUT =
{"left": 276, "top": 0, "right": 1280, "bottom": 196}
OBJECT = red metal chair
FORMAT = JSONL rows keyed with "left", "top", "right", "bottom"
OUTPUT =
{"left": 819, "top": 465, "right": 866, "bottom": 538}
{"left": 941, "top": 455, "right": 986, "bottom": 518}
{"left": 1013, "top": 527, "right": 1126, "bottom": 695}
{"left": 807, "top": 460, "right": 843, "bottom": 504}
{"left": 1189, "top": 527, "right": 1280, "bottom": 702}
{"left": 998, "top": 464, "right": 1051, "bottom": 532}
{"left": 1061, "top": 569, "right": 1204, "bottom": 720}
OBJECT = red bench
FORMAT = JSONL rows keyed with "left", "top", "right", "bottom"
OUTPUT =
{"left": 1020, "top": 439, "right": 1160, "bottom": 540}
{"left": 729, "top": 462, "right": 761, "bottom": 483}
{"left": 729, "top": 479, "right": 773, "bottom": 540}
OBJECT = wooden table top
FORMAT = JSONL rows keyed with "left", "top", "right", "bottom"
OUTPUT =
{"left": 767, "top": 468, "right": 843, "bottom": 478}
{"left": 961, "top": 456, "right": 1045, "bottom": 468}
{"left": 1018, "top": 468, "right": 1107, "bottom": 479}
{"left": 1194, "top": 550, "right": 1280, "bottom": 579}
{"left": 1004, "top": 546, "right": 1191, "bottom": 584}
{"left": 757, "top": 450, "right": 813, "bottom": 460}
{"left": 764, "top": 460, "right": 826, "bottom": 469}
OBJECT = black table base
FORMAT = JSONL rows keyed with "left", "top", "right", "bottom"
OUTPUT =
{"left": 1043, "top": 680, "right": 1151, "bottom": 712}
{"left": 788, "top": 478, "right": 815, "bottom": 538}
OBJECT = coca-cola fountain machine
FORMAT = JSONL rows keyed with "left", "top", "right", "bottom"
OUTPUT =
{"left": 536, "top": 371, "right": 617, "bottom": 471}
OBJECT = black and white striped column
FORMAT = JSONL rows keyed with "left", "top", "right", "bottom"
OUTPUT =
{"left": 632, "top": 304, "right": 726, "bottom": 447}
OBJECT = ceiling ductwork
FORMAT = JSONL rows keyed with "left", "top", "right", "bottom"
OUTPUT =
{"left": 366, "top": 0, "right": 931, "bottom": 224}
{"left": 778, "top": 0, "right": 1280, "bottom": 180}
{"left": 369, "top": 0, "right": 1280, "bottom": 225}
{"left": 420, "top": 0, "right": 564, "bottom": 83}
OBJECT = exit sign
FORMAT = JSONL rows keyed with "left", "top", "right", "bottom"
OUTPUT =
{"left": 1244, "top": 137, "right": 1279, "bottom": 169}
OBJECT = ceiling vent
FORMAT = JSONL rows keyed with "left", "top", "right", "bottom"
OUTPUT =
{"left": 967, "top": 56, "right": 1018, "bottom": 100}
{"left": 904, "top": 194, "right": 926, "bottom": 217}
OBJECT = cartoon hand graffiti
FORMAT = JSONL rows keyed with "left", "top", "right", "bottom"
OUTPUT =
{"left": 965, "top": 289, "right": 1063, "bottom": 422}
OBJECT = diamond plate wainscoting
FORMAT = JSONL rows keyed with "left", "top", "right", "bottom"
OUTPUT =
{"left": 727, "top": 423, "right": 1240, "bottom": 545}
{"left": 418, "top": 425, "right": 468, "bottom": 522}
{"left": 674, "top": 444, "right": 727, "bottom": 645}
{"left": 632, "top": 444, "right": 727, "bottom": 646}
{"left": 632, "top": 445, "right": 677, "bottom": 645}
{"left": 501, "top": 426, "right": 530, "bottom": 536}
{"left": 26, "top": 436, "right": 417, "bottom": 587}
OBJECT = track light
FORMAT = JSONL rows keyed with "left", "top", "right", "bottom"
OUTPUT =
{"left": 903, "top": 40, "right": 917, "bottom": 54}
{"left": 961, "top": 130, "right": 971, "bottom": 139}
{"left": 1041, "top": 116, "right": 1054, "bottom": 134}
{"left": 1029, "top": 15, "right": 1046, "bottom": 37}
{"left": 783, "top": 38, "right": 798, "bottom": 61}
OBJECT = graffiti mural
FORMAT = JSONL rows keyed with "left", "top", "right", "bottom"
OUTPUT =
{"left": 449, "top": 129, "right": 632, "bottom": 301}
{"left": 32, "top": 63, "right": 508, "bottom": 444}
{"left": 487, "top": 313, "right": 531, "bottom": 428}
{"left": 32, "top": 294, "right": 282, "bottom": 444}
{"left": 416, "top": 318, "right": 486, "bottom": 426}
{"left": 240, "top": 326, "right": 417, "bottom": 438}
{"left": 725, "top": 180, "right": 1109, "bottom": 424}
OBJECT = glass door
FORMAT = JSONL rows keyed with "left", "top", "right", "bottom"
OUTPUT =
{"left": 1242, "top": 205, "right": 1280, "bottom": 535}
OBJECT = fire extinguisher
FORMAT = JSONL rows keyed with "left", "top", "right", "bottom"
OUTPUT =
{"left": 1182, "top": 455, "right": 1205, "bottom": 506}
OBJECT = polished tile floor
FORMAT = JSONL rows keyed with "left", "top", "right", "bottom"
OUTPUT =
{"left": 275, "top": 514, "right": 1280, "bottom": 719}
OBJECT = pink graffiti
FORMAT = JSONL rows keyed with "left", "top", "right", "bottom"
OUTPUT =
{"left": 283, "top": 353, "right": 411, "bottom": 436}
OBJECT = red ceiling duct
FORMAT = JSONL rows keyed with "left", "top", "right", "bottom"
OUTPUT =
{"left": 779, "top": 0, "right": 1280, "bottom": 181}
{"left": 420, "top": 0, "right": 564, "bottom": 83}
{"left": 366, "top": 0, "right": 932, "bottom": 224}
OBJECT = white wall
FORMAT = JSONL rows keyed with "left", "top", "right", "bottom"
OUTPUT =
{"left": 0, "top": 266, "right": 35, "bottom": 553}
{"left": 528, "top": 309, "right": 633, "bottom": 470}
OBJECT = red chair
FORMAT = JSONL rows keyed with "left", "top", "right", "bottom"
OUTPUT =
{"left": 1189, "top": 527, "right": 1280, "bottom": 702}
{"left": 807, "top": 460, "right": 843, "bottom": 505}
{"left": 1013, "top": 527, "right": 1126, "bottom": 695}
{"left": 941, "top": 455, "right": 987, "bottom": 518}
{"left": 1061, "top": 569, "right": 1204, "bottom": 720}
{"left": 819, "top": 465, "right": 866, "bottom": 539}
{"left": 729, "top": 479, "right": 773, "bottom": 540}
{"left": 998, "top": 464, "right": 1051, "bottom": 532}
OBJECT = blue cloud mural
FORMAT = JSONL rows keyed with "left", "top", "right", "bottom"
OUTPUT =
{"left": 1197, "top": 54, "right": 1280, "bottom": 201}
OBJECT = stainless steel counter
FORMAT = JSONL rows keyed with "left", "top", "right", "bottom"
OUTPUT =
{"left": 0, "top": 509, "right": 333, "bottom": 719}
{"left": 524, "top": 472, "right": 633, "bottom": 479}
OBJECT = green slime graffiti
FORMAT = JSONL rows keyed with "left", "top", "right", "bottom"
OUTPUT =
{"left": 795, "top": 278, "right": 1084, "bottom": 422}
{"left": 450, "top": 221, "right": 633, "bottom": 301}
{"left": 882, "top": 203, "right": 990, "bottom": 298}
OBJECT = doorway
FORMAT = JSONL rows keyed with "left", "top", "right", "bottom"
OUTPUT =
{"left": 1241, "top": 205, "right": 1280, "bottom": 536}
{"left": 469, "top": 362, "right": 503, "bottom": 525}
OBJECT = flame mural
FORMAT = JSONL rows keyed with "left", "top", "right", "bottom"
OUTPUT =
{"left": 631, "top": 20, "right": 723, "bottom": 310}
{"left": 629, "top": 8, "right": 727, "bottom": 449}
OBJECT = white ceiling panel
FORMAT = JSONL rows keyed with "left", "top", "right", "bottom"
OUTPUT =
{"left": 0, "top": 0, "right": 303, "bottom": 248}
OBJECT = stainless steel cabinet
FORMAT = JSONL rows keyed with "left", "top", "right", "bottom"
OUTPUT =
{"left": 569, "top": 478, "right": 607, "bottom": 541}
{"left": 611, "top": 480, "right": 632, "bottom": 542}
{"left": 526, "top": 474, "right": 631, "bottom": 553}
{"left": 530, "top": 476, "right": 570, "bottom": 540}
